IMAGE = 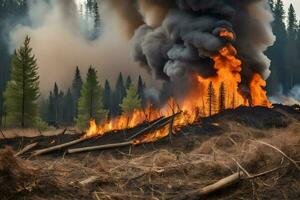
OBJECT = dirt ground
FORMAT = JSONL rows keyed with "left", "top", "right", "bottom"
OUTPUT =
{"left": 0, "top": 105, "right": 299, "bottom": 200}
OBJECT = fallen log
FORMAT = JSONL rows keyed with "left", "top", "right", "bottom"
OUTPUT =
{"left": 67, "top": 141, "right": 133, "bottom": 154}
{"left": 32, "top": 137, "right": 87, "bottom": 157}
{"left": 128, "top": 112, "right": 181, "bottom": 140}
{"left": 173, "top": 172, "right": 244, "bottom": 200}
{"left": 14, "top": 142, "right": 38, "bottom": 157}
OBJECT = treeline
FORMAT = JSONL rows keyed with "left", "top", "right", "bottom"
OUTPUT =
{"left": 267, "top": 0, "right": 300, "bottom": 94}
{"left": 40, "top": 67, "right": 146, "bottom": 129}
{"left": 0, "top": 0, "right": 102, "bottom": 127}
{"left": 1, "top": 36, "right": 146, "bottom": 129}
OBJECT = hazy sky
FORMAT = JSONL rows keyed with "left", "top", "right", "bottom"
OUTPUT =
{"left": 284, "top": 0, "right": 300, "bottom": 16}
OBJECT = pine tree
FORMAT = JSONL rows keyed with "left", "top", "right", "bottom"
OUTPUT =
{"left": 207, "top": 81, "right": 216, "bottom": 117}
{"left": 85, "top": 0, "right": 102, "bottom": 40}
{"left": 286, "top": 4, "right": 299, "bottom": 89}
{"left": 47, "top": 91, "right": 55, "bottom": 126}
{"left": 125, "top": 75, "right": 132, "bottom": 89}
{"left": 137, "top": 75, "right": 146, "bottom": 107}
{"left": 77, "top": 66, "right": 107, "bottom": 129}
{"left": 219, "top": 82, "right": 226, "bottom": 112}
{"left": 57, "top": 90, "right": 65, "bottom": 124}
{"left": 93, "top": 1, "right": 101, "bottom": 38}
{"left": 52, "top": 82, "right": 59, "bottom": 126}
{"left": 287, "top": 4, "right": 297, "bottom": 40}
{"left": 63, "top": 88, "right": 74, "bottom": 124}
{"left": 120, "top": 84, "right": 141, "bottom": 113}
{"left": 4, "top": 36, "right": 40, "bottom": 128}
{"left": 71, "top": 66, "right": 83, "bottom": 119}
{"left": 266, "top": 0, "right": 288, "bottom": 94}
{"left": 103, "top": 80, "right": 111, "bottom": 115}
{"left": 296, "top": 21, "right": 300, "bottom": 84}
{"left": 0, "top": 0, "right": 29, "bottom": 126}
{"left": 112, "top": 73, "right": 126, "bottom": 116}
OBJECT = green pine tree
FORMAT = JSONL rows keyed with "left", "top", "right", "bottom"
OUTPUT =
{"left": 4, "top": 35, "right": 40, "bottom": 128}
{"left": 266, "top": 0, "right": 288, "bottom": 94}
{"left": 296, "top": 21, "right": 300, "bottom": 84}
{"left": 120, "top": 84, "right": 141, "bottom": 113}
{"left": 286, "top": 4, "right": 299, "bottom": 89}
{"left": 47, "top": 91, "right": 55, "bottom": 126}
{"left": 137, "top": 75, "right": 146, "bottom": 107}
{"left": 4, "top": 36, "right": 40, "bottom": 128}
{"left": 77, "top": 66, "right": 107, "bottom": 129}
{"left": 287, "top": 4, "right": 297, "bottom": 40}
{"left": 63, "top": 88, "right": 74, "bottom": 124}
{"left": 112, "top": 72, "right": 126, "bottom": 116}
{"left": 125, "top": 75, "right": 132, "bottom": 89}
{"left": 71, "top": 66, "right": 83, "bottom": 118}
{"left": 103, "top": 80, "right": 111, "bottom": 115}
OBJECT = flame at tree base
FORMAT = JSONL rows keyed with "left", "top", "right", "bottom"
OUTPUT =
{"left": 85, "top": 31, "right": 271, "bottom": 144}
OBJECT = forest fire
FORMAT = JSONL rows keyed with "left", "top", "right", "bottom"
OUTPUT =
{"left": 85, "top": 30, "right": 271, "bottom": 144}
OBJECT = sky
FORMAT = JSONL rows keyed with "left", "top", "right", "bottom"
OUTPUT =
{"left": 283, "top": 0, "right": 300, "bottom": 16}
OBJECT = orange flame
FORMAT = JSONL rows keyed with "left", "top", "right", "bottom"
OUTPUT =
{"left": 250, "top": 73, "right": 272, "bottom": 107}
{"left": 219, "top": 29, "right": 235, "bottom": 41}
{"left": 85, "top": 30, "right": 271, "bottom": 144}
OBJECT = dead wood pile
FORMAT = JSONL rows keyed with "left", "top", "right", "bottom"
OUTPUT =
{"left": 0, "top": 120, "right": 299, "bottom": 200}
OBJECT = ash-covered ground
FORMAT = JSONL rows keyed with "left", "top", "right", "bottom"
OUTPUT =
{"left": 0, "top": 104, "right": 299, "bottom": 200}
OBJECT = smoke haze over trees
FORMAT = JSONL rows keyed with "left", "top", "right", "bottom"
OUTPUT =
{"left": 0, "top": 0, "right": 300, "bottom": 128}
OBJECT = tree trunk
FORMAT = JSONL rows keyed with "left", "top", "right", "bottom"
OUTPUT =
{"left": 21, "top": 62, "right": 25, "bottom": 128}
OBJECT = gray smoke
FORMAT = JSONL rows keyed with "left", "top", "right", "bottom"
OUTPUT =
{"left": 9, "top": 0, "right": 151, "bottom": 93}
{"left": 270, "top": 85, "right": 300, "bottom": 105}
{"left": 125, "top": 0, "right": 275, "bottom": 100}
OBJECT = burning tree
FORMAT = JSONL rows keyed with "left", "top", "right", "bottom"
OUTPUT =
{"left": 207, "top": 81, "right": 217, "bottom": 117}
{"left": 219, "top": 82, "right": 226, "bottom": 112}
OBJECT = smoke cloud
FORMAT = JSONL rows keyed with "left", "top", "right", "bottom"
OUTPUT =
{"left": 111, "top": 0, "right": 275, "bottom": 101}
{"left": 9, "top": 0, "right": 150, "bottom": 93}
{"left": 270, "top": 85, "right": 300, "bottom": 105}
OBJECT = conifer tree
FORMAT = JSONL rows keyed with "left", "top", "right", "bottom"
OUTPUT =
{"left": 63, "top": 88, "right": 74, "bottom": 124}
{"left": 125, "top": 75, "right": 132, "bottom": 89}
{"left": 103, "top": 80, "right": 111, "bottom": 115}
{"left": 286, "top": 4, "right": 299, "bottom": 89}
{"left": 77, "top": 66, "right": 107, "bottom": 129}
{"left": 266, "top": 0, "right": 288, "bottom": 94}
{"left": 4, "top": 36, "right": 40, "bottom": 128}
{"left": 296, "top": 21, "right": 300, "bottom": 84}
{"left": 112, "top": 72, "right": 126, "bottom": 116}
{"left": 287, "top": 4, "right": 297, "bottom": 40}
{"left": 52, "top": 82, "right": 59, "bottom": 126}
{"left": 137, "top": 75, "right": 146, "bottom": 107}
{"left": 207, "top": 81, "right": 216, "bottom": 117}
{"left": 120, "top": 84, "right": 141, "bottom": 113}
{"left": 57, "top": 90, "right": 64, "bottom": 124}
{"left": 219, "top": 82, "right": 226, "bottom": 112}
{"left": 47, "top": 91, "right": 55, "bottom": 126}
{"left": 72, "top": 66, "right": 83, "bottom": 118}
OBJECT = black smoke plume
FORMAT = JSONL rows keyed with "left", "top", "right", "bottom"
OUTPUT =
{"left": 109, "top": 0, "right": 275, "bottom": 101}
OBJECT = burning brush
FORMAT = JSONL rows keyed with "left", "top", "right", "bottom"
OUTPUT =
{"left": 82, "top": 0, "right": 274, "bottom": 144}
{"left": 32, "top": 0, "right": 275, "bottom": 156}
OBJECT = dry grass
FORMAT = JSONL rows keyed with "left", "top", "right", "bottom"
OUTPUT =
{"left": 0, "top": 121, "right": 299, "bottom": 200}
